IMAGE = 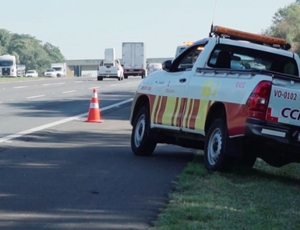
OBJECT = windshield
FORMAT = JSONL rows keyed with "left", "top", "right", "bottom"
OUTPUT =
{"left": 208, "top": 44, "right": 299, "bottom": 76}
{"left": 52, "top": 67, "right": 62, "bottom": 71}
{"left": 27, "top": 70, "right": 35, "bottom": 73}
{"left": 46, "top": 69, "right": 54, "bottom": 72}
{"left": 0, "top": 60, "right": 13, "bottom": 66}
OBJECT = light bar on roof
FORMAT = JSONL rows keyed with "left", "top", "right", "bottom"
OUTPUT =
{"left": 212, "top": 25, "right": 287, "bottom": 46}
{"left": 183, "top": 42, "right": 193, "bottom": 46}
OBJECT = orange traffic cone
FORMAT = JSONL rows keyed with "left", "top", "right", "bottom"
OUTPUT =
{"left": 85, "top": 88, "right": 103, "bottom": 123}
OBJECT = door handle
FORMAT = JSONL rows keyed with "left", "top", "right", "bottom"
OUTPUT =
{"left": 179, "top": 78, "right": 186, "bottom": 83}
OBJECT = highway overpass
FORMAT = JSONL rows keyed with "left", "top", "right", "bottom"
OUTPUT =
{"left": 66, "top": 58, "right": 172, "bottom": 76}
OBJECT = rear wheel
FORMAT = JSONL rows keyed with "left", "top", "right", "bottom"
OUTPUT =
{"left": 124, "top": 75, "right": 128, "bottom": 79}
{"left": 204, "top": 118, "right": 233, "bottom": 172}
{"left": 131, "top": 106, "right": 157, "bottom": 156}
{"left": 97, "top": 77, "right": 103, "bottom": 81}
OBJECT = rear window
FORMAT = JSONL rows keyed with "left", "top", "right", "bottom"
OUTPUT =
{"left": 208, "top": 44, "right": 299, "bottom": 76}
{"left": 104, "top": 63, "right": 113, "bottom": 67}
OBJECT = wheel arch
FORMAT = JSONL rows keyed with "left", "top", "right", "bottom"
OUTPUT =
{"left": 131, "top": 94, "right": 150, "bottom": 126}
{"left": 204, "top": 102, "right": 227, "bottom": 135}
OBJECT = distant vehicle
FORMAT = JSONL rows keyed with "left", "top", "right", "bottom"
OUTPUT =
{"left": 97, "top": 48, "right": 124, "bottom": 81}
{"left": 0, "top": 54, "right": 17, "bottom": 77}
{"left": 147, "top": 62, "right": 162, "bottom": 75}
{"left": 25, "top": 70, "right": 38, "bottom": 77}
{"left": 51, "top": 63, "right": 67, "bottom": 77}
{"left": 122, "top": 42, "right": 147, "bottom": 79}
{"left": 175, "top": 42, "right": 193, "bottom": 57}
{"left": 17, "top": 64, "right": 26, "bottom": 77}
{"left": 44, "top": 69, "right": 57, "bottom": 77}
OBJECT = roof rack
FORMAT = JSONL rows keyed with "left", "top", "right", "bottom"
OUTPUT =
{"left": 209, "top": 25, "right": 291, "bottom": 50}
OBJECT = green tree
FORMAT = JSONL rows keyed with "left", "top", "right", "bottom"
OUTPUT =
{"left": 43, "top": 42, "right": 65, "bottom": 63}
{"left": 0, "top": 29, "right": 11, "bottom": 55}
{"left": 4, "top": 32, "right": 65, "bottom": 75}
{"left": 263, "top": 2, "right": 300, "bottom": 55}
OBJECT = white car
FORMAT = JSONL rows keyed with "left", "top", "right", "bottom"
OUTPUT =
{"left": 44, "top": 69, "right": 57, "bottom": 77}
{"left": 97, "top": 59, "right": 124, "bottom": 81}
{"left": 25, "top": 70, "right": 38, "bottom": 77}
{"left": 147, "top": 63, "right": 162, "bottom": 75}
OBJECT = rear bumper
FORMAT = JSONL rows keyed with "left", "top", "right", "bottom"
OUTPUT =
{"left": 124, "top": 69, "right": 145, "bottom": 76}
{"left": 244, "top": 118, "right": 300, "bottom": 157}
{"left": 97, "top": 75, "right": 119, "bottom": 78}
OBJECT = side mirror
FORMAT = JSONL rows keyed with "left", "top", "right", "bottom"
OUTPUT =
{"left": 162, "top": 60, "right": 172, "bottom": 71}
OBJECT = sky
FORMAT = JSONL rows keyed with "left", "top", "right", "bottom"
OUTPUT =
{"left": 1, "top": 0, "right": 296, "bottom": 60}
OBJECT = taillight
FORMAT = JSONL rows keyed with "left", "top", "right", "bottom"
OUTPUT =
{"left": 246, "top": 81, "right": 271, "bottom": 119}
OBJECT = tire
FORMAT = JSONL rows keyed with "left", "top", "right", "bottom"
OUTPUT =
{"left": 204, "top": 118, "right": 233, "bottom": 172}
{"left": 131, "top": 106, "right": 157, "bottom": 156}
{"left": 118, "top": 77, "right": 121, "bottom": 81}
{"left": 97, "top": 77, "right": 103, "bottom": 81}
{"left": 124, "top": 75, "right": 128, "bottom": 79}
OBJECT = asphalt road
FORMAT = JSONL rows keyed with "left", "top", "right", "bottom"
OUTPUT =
{"left": 0, "top": 77, "right": 194, "bottom": 229}
{"left": 0, "top": 77, "right": 140, "bottom": 141}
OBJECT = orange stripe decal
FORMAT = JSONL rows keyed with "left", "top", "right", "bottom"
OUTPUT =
{"left": 185, "top": 99, "right": 194, "bottom": 128}
{"left": 177, "top": 98, "right": 186, "bottom": 127}
{"left": 154, "top": 96, "right": 162, "bottom": 124}
{"left": 157, "top": 96, "right": 167, "bottom": 124}
{"left": 189, "top": 99, "right": 200, "bottom": 130}
{"left": 171, "top": 97, "right": 179, "bottom": 126}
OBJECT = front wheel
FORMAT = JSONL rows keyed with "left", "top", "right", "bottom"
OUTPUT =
{"left": 131, "top": 106, "right": 156, "bottom": 156}
{"left": 204, "top": 118, "right": 233, "bottom": 172}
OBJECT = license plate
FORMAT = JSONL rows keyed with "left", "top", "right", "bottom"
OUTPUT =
{"left": 106, "top": 71, "right": 111, "bottom": 73}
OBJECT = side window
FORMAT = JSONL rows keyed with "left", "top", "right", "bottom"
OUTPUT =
{"left": 207, "top": 44, "right": 298, "bottom": 75}
{"left": 173, "top": 46, "right": 203, "bottom": 72}
{"left": 208, "top": 49, "right": 232, "bottom": 69}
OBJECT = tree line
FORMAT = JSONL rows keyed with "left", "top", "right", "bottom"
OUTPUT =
{"left": 263, "top": 0, "right": 300, "bottom": 56}
{"left": 0, "top": 30, "right": 65, "bottom": 75}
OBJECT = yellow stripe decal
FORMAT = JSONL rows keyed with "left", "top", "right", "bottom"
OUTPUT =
{"left": 195, "top": 100, "right": 209, "bottom": 131}
{"left": 151, "top": 96, "right": 159, "bottom": 124}
{"left": 162, "top": 96, "right": 176, "bottom": 126}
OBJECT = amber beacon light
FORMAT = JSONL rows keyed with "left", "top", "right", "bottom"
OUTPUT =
{"left": 211, "top": 25, "right": 287, "bottom": 47}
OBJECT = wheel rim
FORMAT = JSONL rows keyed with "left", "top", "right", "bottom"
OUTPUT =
{"left": 207, "top": 128, "right": 222, "bottom": 166}
{"left": 134, "top": 114, "right": 146, "bottom": 147}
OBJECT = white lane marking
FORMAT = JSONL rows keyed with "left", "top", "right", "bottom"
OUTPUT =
{"left": 74, "top": 81, "right": 83, "bottom": 83}
{"left": 62, "top": 90, "right": 76, "bottom": 94}
{"left": 0, "top": 98, "right": 133, "bottom": 143}
{"left": 27, "top": 95, "right": 45, "bottom": 99}
{"left": 14, "top": 86, "right": 28, "bottom": 89}
{"left": 43, "top": 82, "right": 65, "bottom": 86}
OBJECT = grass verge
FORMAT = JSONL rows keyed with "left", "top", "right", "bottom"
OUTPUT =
{"left": 150, "top": 152, "right": 300, "bottom": 230}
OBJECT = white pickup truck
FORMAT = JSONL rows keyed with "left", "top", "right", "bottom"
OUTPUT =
{"left": 130, "top": 25, "right": 300, "bottom": 172}
{"left": 97, "top": 59, "right": 124, "bottom": 81}
{"left": 97, "top": 48, "right": 124, "bottom": 81}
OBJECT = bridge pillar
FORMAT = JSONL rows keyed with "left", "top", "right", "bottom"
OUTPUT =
{"left": 74, "top": 65, "right": 82, "bottom": 77}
